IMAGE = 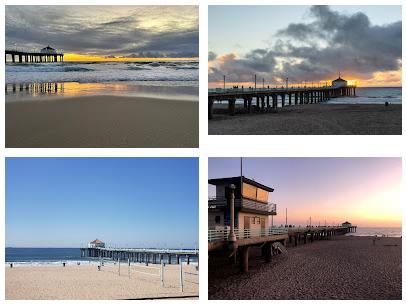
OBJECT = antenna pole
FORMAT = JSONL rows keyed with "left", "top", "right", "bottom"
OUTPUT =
{"left": 240, "top": 157, "right": 243, "bottom": 200}
{"left": 285, "top": 208, "right": 287, "bottom": 227}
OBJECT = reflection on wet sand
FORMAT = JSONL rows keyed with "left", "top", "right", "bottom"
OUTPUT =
{"left": 5, "top": 82, "right": 199, "bottom": 101}
{"left": 5, "top": 82, "right": 64, "bottom": 97}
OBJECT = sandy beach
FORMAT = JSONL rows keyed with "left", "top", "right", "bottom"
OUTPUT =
{"left": 209, "top": 104, "right": 402, "bottom": 135}
{"left": 209, "top": 236, "right": 401, "bottom": 300}
{"left": 6, "top": 95, "right": 198, "bottom": 148}
{"left": 6, "top": 263, "right": 198, "bottom": 300}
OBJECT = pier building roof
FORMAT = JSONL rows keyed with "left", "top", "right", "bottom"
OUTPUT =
{"left": 209, "top": 176, "right": 274, "bottom": 192}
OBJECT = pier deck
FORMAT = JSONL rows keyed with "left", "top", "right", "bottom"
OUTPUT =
{"left": 208, "top": 86, "right": 356, "bottom": 119}
{"left": 5, "top": 49, "right": 64, "bottom": 63}
{"left": 208, "top": 225, "right": 356, "bottom": 272}
{"left": 80, "top": 247, "right": 199, "bottom": 266}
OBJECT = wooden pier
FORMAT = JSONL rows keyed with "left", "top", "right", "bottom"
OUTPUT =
{"left": 5, "top": 48, "right": 64, "bottom": 63}
{"left": 208, "top": 225, "right": 356, "bottom": 273}
{"left": 208, "top": 85, "right": 356, "bottom": 119}
{"left": 80, "top": 247, "right": 199, "bottom": 266}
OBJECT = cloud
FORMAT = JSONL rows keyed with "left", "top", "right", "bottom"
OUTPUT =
{"left": 209, "top": 5, "right": 401, "bottom": 83}
{"left": 5, "top": 5, "right": 199, "bottom": 58}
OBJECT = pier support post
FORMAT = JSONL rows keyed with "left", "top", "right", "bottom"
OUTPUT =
{"left": 263, "top": 243, "right": 272, "bottom": 263}
{"left": 281, "top": 94, "right": 285, "bottom": 107}
{"left": 208, "top": 98, "right": 214, "bottom": 120}
{"left": 228, "top": 99, "right": 236, "bottom": 116}
{"left": 239, "top": 246, "right": 249, "bottom": 273}
{"left": 272, "top": 95, "right": 277, "bottom": 112}
{"left": 294, "top": 93, "right": 298, "bottom": 105}
{"left": 288, "top": 93, "right": 292, "bottom": 105}
{"left": 248, "top": 98, "right": 252, "bottom": 113}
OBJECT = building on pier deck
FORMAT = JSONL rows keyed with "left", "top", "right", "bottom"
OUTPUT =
{"left": 332, "top": 74, "right": 348, "bottom": 88}
{"left": 88, "top": 238, "right": 105, "bottom": 248}
{"left": 40, "top": 45, "right": 57, "bottom": 54}
{"left": 209, "top": 176, "right": 277, "bottom": 232}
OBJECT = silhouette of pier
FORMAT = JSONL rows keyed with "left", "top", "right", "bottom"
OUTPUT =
{"left": 208, "top": 85, "right": 356, "bottom": 119}
{"left": 5, "top": 45, "right": 64, "bottom": 63}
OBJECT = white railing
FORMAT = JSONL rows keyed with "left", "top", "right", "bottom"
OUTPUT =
{"left": 208, "top": 227, "right": 288, "bottom": 242}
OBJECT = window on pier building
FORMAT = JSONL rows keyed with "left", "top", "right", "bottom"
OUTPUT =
{"left": 242, "top": 182, "right": 269, "bottom": 203}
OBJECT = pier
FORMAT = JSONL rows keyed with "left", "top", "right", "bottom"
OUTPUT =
{"left": 208, "top": 225, "right": 356, "bottom": 273}
{"left": 5, "top": 46, "right": 64, "bottom": 63}
{"left": 208, "top": 85, "right": 356, "bottom": 119}
{"left": 80, "top": 247, "right": 199, "bottom": 266}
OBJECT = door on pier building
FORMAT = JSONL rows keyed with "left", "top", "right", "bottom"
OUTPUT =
{"left": 260, "top": 218, "right": 266, "bottom": 236}
{"left": 244, "top": 216, "right": 250, "bottom": 230}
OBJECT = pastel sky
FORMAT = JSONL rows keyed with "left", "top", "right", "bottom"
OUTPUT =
{"left": 6, "top": 158, "right": 199, "bottom": 248}
{"left": 5, "top": 6, "right": 199, "bottom": 60}
{"left": 209, "top": 5, "right": 402, "bottom": 87}
{"left": 208, "top": 158, "right": 402, "bottom": 228}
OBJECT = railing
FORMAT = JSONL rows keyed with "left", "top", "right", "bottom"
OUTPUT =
{"left": 208, "top": 86, "right": 332, "bottom": 94}
{"left": 208, "top": 227, "right": 288, "bottom": 242}
{"left": 208, "top": 197, "right": 276, "bottom": 214}
{"left": 85, "top": 247, "right": 199, "bottom": 255}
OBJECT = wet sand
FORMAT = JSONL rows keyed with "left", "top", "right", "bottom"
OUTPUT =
{"left": 6, "top": 95, "right": 198, "bottom": 147}
{"left": 209, "top": 104, "right": 402, "bottom": 135}
{"left": 209, "top": 236, "right": 401, "bottom": 300}
{"left": 6, "top": 263, "right": 198, "bottom": 300}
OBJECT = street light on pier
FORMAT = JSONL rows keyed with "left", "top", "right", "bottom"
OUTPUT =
{"left": 254, "top": 74, "right": 257, "bottom": 89}
{"left": 223, "top": 75, "right": 225, "bottom": 90}
{"left": 286, "top": 77, "right": 289, "bottom": 89}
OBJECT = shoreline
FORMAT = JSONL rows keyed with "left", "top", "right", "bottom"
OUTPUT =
{"left": 209, "top": 236, "right": 401, "bottom": 300}
{"left": 209, "top": 103, "right": 402, "bottom": 135}
{"left": 6, "top": 95, "right": 199, "bottom": 148}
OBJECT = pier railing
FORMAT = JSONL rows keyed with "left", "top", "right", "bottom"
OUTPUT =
{"left": 208, "top": 197, "right": 276, "bottom": 214}
{"left": 208, "top": 227, "right": 288, "bottom": 242}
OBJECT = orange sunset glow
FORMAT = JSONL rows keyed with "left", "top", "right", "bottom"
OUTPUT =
{"left": 64, "top": 53, "right": 198, "bottom": 62}
{"left": 209, "top": 158, "right": 402, "bottom": 228}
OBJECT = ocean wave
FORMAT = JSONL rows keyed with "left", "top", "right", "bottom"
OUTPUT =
{"left": 5, "top": 61, "right": 199, "bottom": 84}
{"left": 63, "top": 67, "right": 93, "bottom": 72}
{"left": 126, "top": 66, "right": 151, "bottom": 71}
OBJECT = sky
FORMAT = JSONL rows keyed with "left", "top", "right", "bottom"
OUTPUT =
{"left": 209, "top": 5, "right": 402, "bottom": 87}
{"left": 208, "top": 158, "right": 402, "bottom": 228}
{"left": 6, "top": 158, "right": 199, "bottom": 248}
{"left": 5, "top": 5, "right": 199, "bottom": 60}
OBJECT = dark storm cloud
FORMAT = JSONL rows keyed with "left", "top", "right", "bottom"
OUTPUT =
{"left": 5, "top": 6, "right": 199, "bottom": 58}
{"left": 209, "top": 6, "right": 401, "bottom": 83}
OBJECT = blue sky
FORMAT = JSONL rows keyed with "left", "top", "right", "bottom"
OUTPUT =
{"left": 209, "top": 158, "right": 401, "bottom": 228}
{"left": 6, "top": 158, "right": 199, "bottom": 248}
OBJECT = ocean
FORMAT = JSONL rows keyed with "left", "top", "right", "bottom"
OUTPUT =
{"left": 346, "top": 227, "right": 402, "bottom": 238}
{"left": 326, "top": 87, "right": 401, "bottom": 105}
{"left": 5, "top": 61, "right": 199, "bottom": 101}
{"left": 5, "top": 248, "right": 198, "bottom": 267}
